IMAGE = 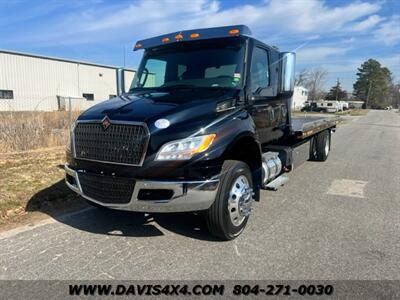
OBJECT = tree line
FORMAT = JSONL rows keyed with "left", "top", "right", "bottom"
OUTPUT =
{"left": 295, "top": 59, "right": 400, "bottom": 109}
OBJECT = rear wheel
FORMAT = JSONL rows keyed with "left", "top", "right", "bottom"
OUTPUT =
{"left": 206, "top": 160, "right": 254, "bottom": 240}
{"left": 310, "top": 130, "right": 331, "bottom": 161}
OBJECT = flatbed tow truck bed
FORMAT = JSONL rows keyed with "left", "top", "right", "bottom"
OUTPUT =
{"left": 291, "top": 115, "right": 339, "bottom": 139}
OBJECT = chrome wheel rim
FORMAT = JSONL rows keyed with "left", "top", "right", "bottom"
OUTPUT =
{"left": 228, "top": 175, "right": 253, "bottom": 227}
{"left": 325, "top": 136, "right": 330, "bottom": 156}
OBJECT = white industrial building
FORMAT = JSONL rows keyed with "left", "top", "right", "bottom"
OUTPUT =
{"left": 0, "top": 50, "right": 135, "bottom": 111}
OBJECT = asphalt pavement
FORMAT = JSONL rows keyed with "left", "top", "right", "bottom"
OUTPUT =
{"left": 1, "top": 110, "right": 399, "bottom": 280}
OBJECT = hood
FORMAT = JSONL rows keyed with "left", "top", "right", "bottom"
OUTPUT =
{"left": 78, "top": 88, "right": 239, "bottom": 128}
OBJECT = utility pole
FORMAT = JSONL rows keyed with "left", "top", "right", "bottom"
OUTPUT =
{"left": 123, "top": 45, "right": 126, "bottom": 68}
{"left": 335, "top": 78, "right": 340, "bottom": 101}
{"left": 366, "top": 80, "right": 372, "bottom": 108}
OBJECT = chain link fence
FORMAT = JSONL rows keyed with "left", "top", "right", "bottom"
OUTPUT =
{"left": 0, "top": 96, "right": 85, "bottom": 153}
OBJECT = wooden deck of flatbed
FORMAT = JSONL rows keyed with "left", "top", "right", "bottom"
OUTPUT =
{"left": 291, "top": 115, "right": 339, "bottom": 139}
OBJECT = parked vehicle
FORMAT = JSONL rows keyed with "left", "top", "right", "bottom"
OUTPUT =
{"left": 301, "top": 102, "right": 327, "bottom": 113}
{"left": 65, "top": 25, "right": 338, "bottom": 240}
{"left": 302, "top": 100, "right": 346, "bottom": 113}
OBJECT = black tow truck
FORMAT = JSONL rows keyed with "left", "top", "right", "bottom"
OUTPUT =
{"left": 65, "top": 25, "right": 338, "bottom": 240}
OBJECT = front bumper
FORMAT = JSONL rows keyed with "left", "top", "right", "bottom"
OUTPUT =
{"left": 65, "top": 164, "right": 219, "bottom": 213}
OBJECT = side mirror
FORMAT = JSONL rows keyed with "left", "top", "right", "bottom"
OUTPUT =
{"left": 247, "top": 94, "right": 255, "bottom": 106}
{"left": 139, "top": 68, "right": 149, "bottom": 88}
{"left": 280, "top": 52, "right": 296, "bottom": 94}
{"left": 116, "top": 68, "right": 125, "bottom": 96}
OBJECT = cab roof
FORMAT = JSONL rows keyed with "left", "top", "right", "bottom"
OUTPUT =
{"left": 134, "top": 25, "right": 252, "bottom": 51}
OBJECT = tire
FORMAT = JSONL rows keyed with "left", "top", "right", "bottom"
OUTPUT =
{"left": 206, "top": 160, "right": 253, "bottom": 240}
{"left": 310, "top": 130, "right": 331, "bottom": 161}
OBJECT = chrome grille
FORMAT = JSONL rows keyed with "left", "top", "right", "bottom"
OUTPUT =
{"left": 78, "top": 172, "right": 134, "bottom": 204}
{"left": 73, "top": 121, "right": 148, "bottom": 165}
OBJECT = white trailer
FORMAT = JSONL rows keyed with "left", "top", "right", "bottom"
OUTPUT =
{"left": 291, "top": 86, "right": 308, "bottom": 110}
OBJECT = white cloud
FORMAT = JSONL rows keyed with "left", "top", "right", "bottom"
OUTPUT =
{"left": 320, "top": 60, "right": 363, "bottom": 73}
{"left": 81, "top": 0, "right": 220, "bottom": 32}
{"left": 373, "top": 15, "right": 400, "bottom": 45}
{"left": 13, "top": 0, "right": 384, "bottom": 46}
{"left": 3, "top": 0, "right": 398, "bottom": 91}
{"left": 250, "top": 0, "right": 381, "bottom": 34}
{"left": 297, "top": 47, "right": 351, "bottom": 64}
{"left": 379, "top": 54, "right": 400, "bottom": 74}
{"left": 350, "top": 15, "right": 384, "bottom": 31}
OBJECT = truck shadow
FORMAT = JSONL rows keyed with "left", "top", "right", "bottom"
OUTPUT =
{"left": 26, "top": 180, "right": 218, "bottom": 241}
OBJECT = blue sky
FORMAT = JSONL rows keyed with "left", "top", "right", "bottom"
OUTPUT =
{"left": 1, "top": 0, "right": 399, "bottom": 91}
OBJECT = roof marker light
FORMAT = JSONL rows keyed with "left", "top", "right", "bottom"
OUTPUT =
{"left": 190, "top": 33, "right": 200, "bottom": 39}
{"left": 229, "top": 28, "right": 240, "bottom": 35}
{"left": 175, "top": 33, "right": 183, "bottom": 41}
{"left": 162, "top": 37, "right": 170, "bottom": 43}
{"left": 134, "top": 43, "right": 142, "bottom": 49}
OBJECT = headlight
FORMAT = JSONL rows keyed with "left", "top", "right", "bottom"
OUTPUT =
{"left": 155, "top": 134, "right": 216, "bottom": 161}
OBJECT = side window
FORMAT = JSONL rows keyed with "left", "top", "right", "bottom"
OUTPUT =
{"left": 250, "top": 47, "right": 269, "bottom": 94}
{"left": 0, "top": 90, "right": 14, "bottom": 99}
{"left": 82, "top": 93, "right": 94, "bottom": 101}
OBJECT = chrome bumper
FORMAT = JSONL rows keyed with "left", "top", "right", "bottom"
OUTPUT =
{"left": 65, "top": 164, "right": 219, "bottom": 213}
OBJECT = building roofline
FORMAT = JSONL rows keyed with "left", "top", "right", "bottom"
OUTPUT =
{"left": 0, "top": 49, "right": 136, "bottom": 72}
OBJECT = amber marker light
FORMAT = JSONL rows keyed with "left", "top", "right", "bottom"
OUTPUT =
{"left": 190, "top": 33, "right": 200, "bottom": 39}
{"left": 229, "top": 28, "right": 240, "bottom": 35}
{"left": 175, "top": 33, "right": 183, "bottom": 41}
{"left": 193, "top": 134, "right": 216, "bottom": 153}
{"left": 162, "top": 37, "right": 170, "bottom": 43}
{"left": 134, "top": 43, "right": 142, "bottom": 49}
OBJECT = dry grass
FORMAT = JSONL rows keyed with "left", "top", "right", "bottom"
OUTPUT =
{"left": 348, "top": 109, "right": 370, "bottom": 116}
{"left": 0, "top": 111, "right": 84, "bottom": 227}
{"left": 293, "top": 109, "right": 369, "bottom": 117}
{"left": 334, "top": 109, "right": 369, "bottom": 116}
{"left": 0, "top": 148, "right": 82, "bottom": 225}
{"left": 0, "top": 111, "right": 80, "bottom": 153}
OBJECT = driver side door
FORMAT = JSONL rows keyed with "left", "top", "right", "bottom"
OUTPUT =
{"left": 249, "top": 46, "right": 285, "bottom": 144}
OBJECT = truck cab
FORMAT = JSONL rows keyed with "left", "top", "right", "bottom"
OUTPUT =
{"left": 65, "top": 25, "right": 336, "bottom": 240}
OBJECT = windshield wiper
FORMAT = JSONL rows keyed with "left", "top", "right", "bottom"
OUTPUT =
{"left": 157, "top": 84, "right": 199, "bottom": 90}
{"left": 158, "top": 84, "right": 234, "bottom": 91}
{"left": 129, "top": 87, "right": 160, "bottom": 93}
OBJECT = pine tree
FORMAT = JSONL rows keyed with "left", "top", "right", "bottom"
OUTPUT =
{"left": 325, "top": 79, "right": 347, "bottom": 101}
{"left": 353, "top": 59, "right": 392, "bottom": 108}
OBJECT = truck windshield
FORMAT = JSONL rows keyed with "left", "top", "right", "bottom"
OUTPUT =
{"left": 130, "top": 39, "right": 245, "bottom": 91}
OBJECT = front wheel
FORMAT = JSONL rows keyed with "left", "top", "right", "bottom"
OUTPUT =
{"left": 310, "top": 130, "right": 331, "bottom": 161}
{"left": 206, "top": 160, "right": 254, "bottom": 240}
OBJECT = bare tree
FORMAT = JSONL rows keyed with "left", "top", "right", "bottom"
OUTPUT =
{"left": 295, "top": 69, "right": 310, "bottom": 86}
{"left": 305, "top": 68, "right": 328, "bottom": 101}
